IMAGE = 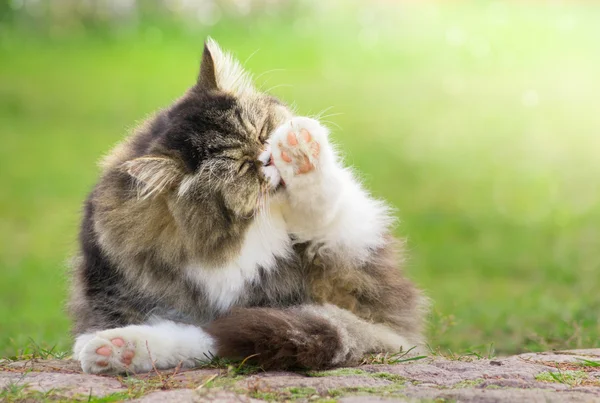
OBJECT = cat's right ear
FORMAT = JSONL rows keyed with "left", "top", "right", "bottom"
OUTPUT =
{"left": 196, "top": 37, "right": 254, "bottom": 95}
{"left": 197, "top": 41, "right": 218, "bottom": 91}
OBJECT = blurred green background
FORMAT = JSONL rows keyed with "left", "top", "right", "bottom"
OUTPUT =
{"left": 1, "top": 0, "right": 599, "bottom": 359}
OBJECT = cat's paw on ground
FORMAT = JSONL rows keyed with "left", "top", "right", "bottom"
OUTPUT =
{"left": 270, "top": 117, "right": 329, "bottom": 180}
{"left": 77, "top": 329, "right": 152, "bottom": 374}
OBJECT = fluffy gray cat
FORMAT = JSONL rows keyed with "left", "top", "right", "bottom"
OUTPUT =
{"left": 69, "top": 39, "right": 427, "bottom": 374}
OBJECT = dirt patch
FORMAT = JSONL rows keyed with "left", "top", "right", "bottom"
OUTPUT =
{"left": 1, "top": 349, "right": 599, "bottom": 402}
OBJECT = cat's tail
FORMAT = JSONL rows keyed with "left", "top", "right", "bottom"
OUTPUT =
{"left": 204, "top": 304, "right": 422, "bottom": 369}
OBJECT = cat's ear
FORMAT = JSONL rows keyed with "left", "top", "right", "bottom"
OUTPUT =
{"left": 197, "top": 37, "right": 254, "bottom": 95}
{"left": 198, "top": 41, "right": 218, "bottom": 91}
{"left": 122, "top": 156, "right": 182, "bottom": 199}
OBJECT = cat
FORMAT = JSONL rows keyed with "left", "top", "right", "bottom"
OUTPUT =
{"left": 69, "top": 38, "right": 428, "bottom": 374}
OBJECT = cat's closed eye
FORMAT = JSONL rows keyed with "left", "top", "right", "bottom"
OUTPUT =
{"left": 215, "top": 149, "right": 259, "bottom": 177}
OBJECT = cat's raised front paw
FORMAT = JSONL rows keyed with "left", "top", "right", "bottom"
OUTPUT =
{"left": 270, "top": 117, "right": 328, "bottom": 179}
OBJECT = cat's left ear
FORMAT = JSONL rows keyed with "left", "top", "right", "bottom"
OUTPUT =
{"left": 197, "top": 37, "right": 254, "bottom": 95}
{"left": 122, "top": 156, "right": 182, "bottom": 199}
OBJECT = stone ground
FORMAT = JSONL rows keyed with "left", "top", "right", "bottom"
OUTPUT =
{"left": 1, "top": 349, "right": 600, "bottom": 402}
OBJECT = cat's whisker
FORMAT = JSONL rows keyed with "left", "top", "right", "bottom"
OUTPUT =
{"left": 243, "top": 48, "right": 261, "bottom": 66}
{"left": 319, "top": 119, "right": 342, "bottom": 130}
{"left": 312, "top": 106, "right": 341, "bottom": 121}
{"left": 255, "top": 68, "right": 286, "bottom": 81}
{"left": 317, "top": 112, "right": 344, "bottom": 120}
{"left": 255, "top": 68, "right": 287, "bottom": 88}
{"left": 263, "top": 83, "right": 293, "bottom": 94}
{"left": 311, "top": 106, "right": 335, "bottom": 120}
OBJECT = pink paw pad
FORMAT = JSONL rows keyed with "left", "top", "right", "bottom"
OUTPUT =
{"left": 281, "top": 150, "right": 292, "bottom": 163}
{"left": 287, "top": 132, "right": 298, "bottom": 146}
{"left": 121, "top": 350, "right": 135, "bottom": 366}
{"left": 96, "top": 346, "right": 112, "bottom": 357}
{"left": 279, "top": 129, "right": 320, "bottom": 175}
{"left": 299, "top": 128, "right": 311, "bottom": 142}
{"left": 93, "top": 337, "right": 135, "bottom": 367}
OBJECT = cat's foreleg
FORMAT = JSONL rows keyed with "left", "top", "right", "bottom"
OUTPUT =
{"left": 269, "top": 117, "right": 342, "bottom": 223}
{"left": 270, "top": 117, "right": 392, "bottom": 262}
{"left": 74, "top": 320, "right": 215, "bottom": 374}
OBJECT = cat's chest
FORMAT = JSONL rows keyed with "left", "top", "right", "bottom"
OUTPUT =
{"left": 185, "top": 209, "right": 291, "bottom": 312}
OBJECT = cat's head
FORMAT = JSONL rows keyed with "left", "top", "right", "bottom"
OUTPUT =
{"left": 120, "top": 38, "right": 292, "bottom": 218}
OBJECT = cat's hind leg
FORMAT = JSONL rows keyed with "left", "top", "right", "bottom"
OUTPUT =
{"left": 74, "top": 321, "right": 215, "bottom": 374}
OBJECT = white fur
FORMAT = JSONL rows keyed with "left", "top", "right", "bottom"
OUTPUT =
{"left": 75, "top": 320, "right": 215, "bottom": 374}
{"left": 185, "top": 201, "right": 291, "bottom": 312}
{"left": 262, "top": 165, "right": 282, "bottom": 189}
{"left": 270, "top": 117, "right": 392, "bottom": 264}
{"left": 259, "top": 145, "right": 282, "bottom": 188}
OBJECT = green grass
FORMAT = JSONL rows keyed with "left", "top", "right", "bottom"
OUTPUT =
{"left": 535, "top": 370, "right": 590, "bottom": 387}
{"left": 307, "top": 368, "right": 368, "bottom": 377}
{"left": 1, "top": 1, "right": 600, "bottom": 358}
{"left": 578, "top": 358, "right": 600, "bottom": 368}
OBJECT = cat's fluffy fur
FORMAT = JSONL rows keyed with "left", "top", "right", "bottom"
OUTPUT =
{"left": 69, "top": 38, "right": 427, "bottom": 374}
